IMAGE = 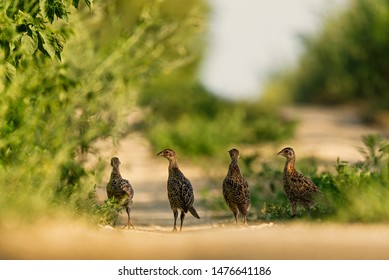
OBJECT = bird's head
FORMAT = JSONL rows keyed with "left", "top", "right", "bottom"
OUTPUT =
{"left": 228, "top": 148, "right": 240, "bottom": 160}
{"left": 110, "top": 157, "right": 121, "bottom": 168}
{"left": 277, "top": 147, "right": 295, "bottom": 160}
{"left": 157, "top": 149, "right": 176, "bottom": 160}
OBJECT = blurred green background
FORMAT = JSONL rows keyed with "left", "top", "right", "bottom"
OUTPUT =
{"left": 0, "top": 0, "right": 388, "bottom": 225}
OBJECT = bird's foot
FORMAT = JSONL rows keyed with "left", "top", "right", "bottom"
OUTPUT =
{"left": 123, "top": 222, "right": 135, "bottom": 230}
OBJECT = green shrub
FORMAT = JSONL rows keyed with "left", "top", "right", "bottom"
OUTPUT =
{"left": 326, "top": 135, "right": 389, "bottom": 222}
{"left": 0, "top": 0, "right": 206, "bottom": 225}
{"left": 263, "top": 0, "right": 389, "bottom": 117}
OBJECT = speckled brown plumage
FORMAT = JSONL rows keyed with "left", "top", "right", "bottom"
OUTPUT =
{"left": 222, "top": 148, "right": 250, "bottom": 224}
{"left": 157, "top": 149, "right": 200, "bottom": 231}
{"left": 106, "top": 157, "right": 134, "bottom": 229}
{"left": 277, "top": 147, "right": 322, "bottom": 217}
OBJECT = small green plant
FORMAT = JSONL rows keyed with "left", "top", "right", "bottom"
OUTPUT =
{"left": 259, "top": 203, "right": 290, "bottom": 221}
{"left": 94, "top": 198, "right": 122, "bottom": 227}
{"left": 327, "top": 134, "right": 389, "bottom": 222}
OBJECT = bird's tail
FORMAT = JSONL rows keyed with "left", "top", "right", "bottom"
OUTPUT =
{"left": 189, "top": 206, "right": 200, "bottom": 219}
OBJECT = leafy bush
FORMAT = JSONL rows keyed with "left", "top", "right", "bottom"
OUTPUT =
{"left": 263, "top": 0, "right": 389, "bottom": 117}
{"left": 0, "top": 0, "right": 205, "bottom": 224}
{"left": 323, "top": 135, "right": 389, "bottom": 222}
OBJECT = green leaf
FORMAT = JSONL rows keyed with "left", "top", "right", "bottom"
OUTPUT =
{"left": 84, "top": 0, "right": 93, "bottom": 9}
{"left": 40, "top": 0, "right": 55, "bottom": 23}
{"left": 21, "top": 34, "right": 38, "bottom": 55}
{"left": 38, "top": 31, "right": 56, "bottom": 58}
{"left": 40, "top": 0, "right": 69, "bottom": 23}
{"left": 54, "top": 34, "right": 66, "bottom": 61}
{"left": 36, "top": 31, "right": 66, "bottom": 60}
{"left": 72, "top": 0, "right": 92, "bottom": 9}
{"left": 72, "top": 0, "right": 80, "bottom": 9}
{"left": 1, "top": 62, "right": 16, "bottom": 80}
{"left": 54, "top": 1, "right": 69, "bottom": 22}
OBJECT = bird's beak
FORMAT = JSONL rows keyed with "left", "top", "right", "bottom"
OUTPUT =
{"left": 277, "top": 150, "right": 282, "bottom": 156}
{"left": 157, "top": 151, "right": 163, "bottom": 156}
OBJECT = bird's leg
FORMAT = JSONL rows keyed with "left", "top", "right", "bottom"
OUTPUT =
{"left": 290, "top": 202, "right": 298, "bottom": 218}
{"left": 127, "top": 221, "right": 134, "bottom": 229}
{"left": 304, "top": 204, "right": 314, "bottom": 219}
{"left": 233, "top": 212, "right": 238, "bottom": 225}
{"left": 243, "top": 215, "right": 248, "bottom": 226}
{"left": 179, "top": 211, "right": 185, "bottom": 231}
{"left": 123, "top": 207, "right": 134, "bottom": 229}
{"left": 172, "top": 209, "right": 178, "bottom": 232}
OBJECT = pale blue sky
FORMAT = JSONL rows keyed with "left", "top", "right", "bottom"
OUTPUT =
{"left": 200, "top": 0, "right": 346, "bottom": 100}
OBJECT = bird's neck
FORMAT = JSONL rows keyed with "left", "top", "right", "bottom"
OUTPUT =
{"left": 228, "top": 159, "right": 241, "bottom": 176}
{"left": 110, "top": 166, "right": 121, "bottom": 179}
{"left": 168, "top": 159, "right": 179, "bottom": 172}
{"left": 284, "top": 158, "right": 296, "bottom": 175}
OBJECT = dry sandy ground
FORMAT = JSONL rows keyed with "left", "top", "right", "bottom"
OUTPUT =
{"left": 1, "top": 105, "right": 388, "bottom": 260}
{"left": 1, "top": 222, "right": 389, "bottom": 259}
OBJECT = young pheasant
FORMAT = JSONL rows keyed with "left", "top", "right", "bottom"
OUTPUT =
{"left": 277, "top": 147, "right": 322, "bottom": 218}
{"left": 222, "top": 148, "right": 250, "bottom": 224}
{"left": 157, "top": 149, "right": 200, "bottom": 231}
{"left": 106, "top": 157, "right": 134, "bottom": 229}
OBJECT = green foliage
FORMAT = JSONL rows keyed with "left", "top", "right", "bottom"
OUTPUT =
{"left": 325, "top": 135, "right": 389, "bottom": 222}
{"left": 0, "top": 0, "right": 91, "bottom": 67}
{"left": 265, "top": 0, "right": 389, "bottom": 115}
{"left": 92, "top": 198, "right": 122, "bottom": 226}
{"left": 0, "top": 0, "right": 205, "bottom": 225}
{"left": 139, "top": 79, "right": 296, "bottom": 158}
{"left": 204, "top": 134, "right": 389, "bottom": 222}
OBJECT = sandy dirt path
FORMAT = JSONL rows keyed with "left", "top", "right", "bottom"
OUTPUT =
{"left": 2, "top": 221, "right": 389, "bottom": 259}
{"left": 281, "top": 105, "right": 388, "bottom": 161}
{"left": 1, "top": 105, "right": 388, "bottom": 260}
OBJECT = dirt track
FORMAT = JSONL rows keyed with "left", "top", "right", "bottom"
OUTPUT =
{"left": 2, "top": 221, "right": 389, "bottom": 259}
{"left": 1, "top": 105, "right": 388, "bottom": 260}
